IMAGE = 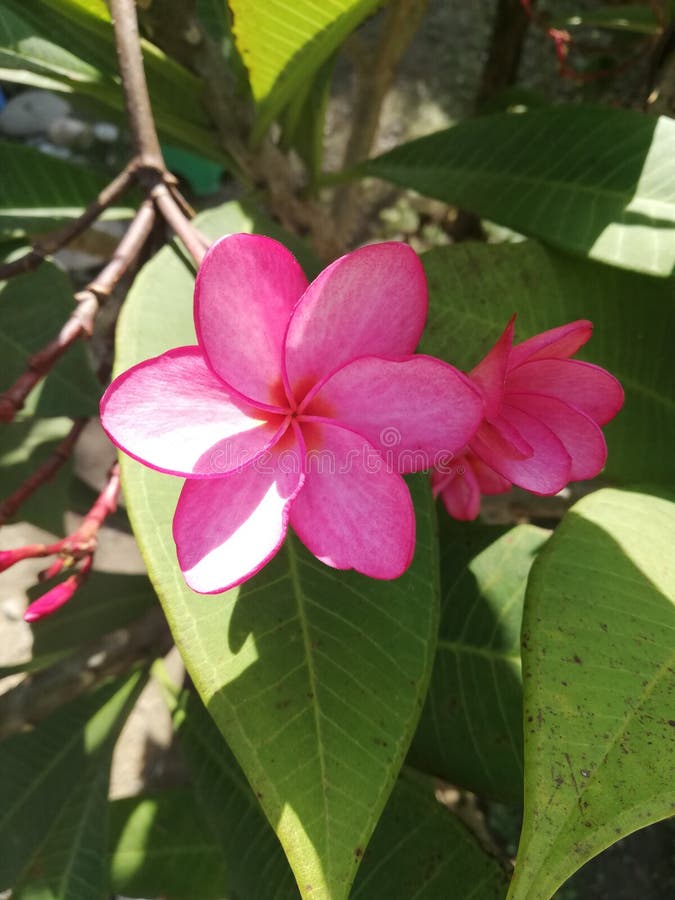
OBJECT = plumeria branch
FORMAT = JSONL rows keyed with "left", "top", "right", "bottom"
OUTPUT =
{"left": 0, "top": 200, "right": 157, "bottom": 423}
{"left": 0, "top": 418, "right": 88, "bottom": 527}
{"left": 0, "top": 463, "right": 122, "bottom": 622}
{"left": 0, "top": 164, "right": 138, "bottom": 282}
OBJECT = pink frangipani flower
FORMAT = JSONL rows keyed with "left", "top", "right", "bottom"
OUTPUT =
{"left": 434, "top": 317, "right": 624, "bottom": 520}
{"left": 101, "top": 235, "right": 483, "bottom": 593}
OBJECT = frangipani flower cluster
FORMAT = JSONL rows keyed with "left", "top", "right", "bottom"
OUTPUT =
{"left": 433, "top": 318, "right": 624, "bottom": 520}
{"left": 101, "top": 235, "right": 623, "bottom": 594}
{"left": 101, "top": 235, "right": 483, "bottom": 593}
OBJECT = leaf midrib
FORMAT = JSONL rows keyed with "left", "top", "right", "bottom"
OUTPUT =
{"left": 286, "top": 536, "right": 331, "bottom": 891}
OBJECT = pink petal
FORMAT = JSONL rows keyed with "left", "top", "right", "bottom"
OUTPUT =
{"left": 506, "top": 359, "right": 624, "bottom": 425}
{"left": 173, "top": 428, "right": 305, "bottom": 594}
{"left": 508, "top": 392, "right": 607, "bottom": 481}
{"left": 283, "top": 243, "right": 427, "bottom": 401}
{"left": 471, "top": 403, "right": 572, "bottom": 495}
{"left": 302, "top": 355, "right": 483, "bottom": 473}
{"left": 474, "top": 415, "right": 533, "bottom": 460}
{"left": 471, "top": 455, "right": 512, "bottom": 495}
{"left": 290, "top": 420, "right": 415, "bottom": 579}
{"left": 194, "top": 234, "right": 308, "bottom": 409}
{"left": 438, "top": 464, "right": 482, "bottom": 521}
{"left": 23, "top": 576, "right": 78, "bottom": 622}
{"left": 469, "top": 317, "right": 515, "bottom": 418}
{"left": 100, "top": 348, "right": 287, "bottom": 478}
{"left": 509, "top": 320, "right": 592, "bottom": 369}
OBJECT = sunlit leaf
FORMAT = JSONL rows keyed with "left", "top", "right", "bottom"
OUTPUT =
{"left": 230, "top": 0, "right": 383, "bottom": 141}
{"left": 108, "top": 789, "right": 229, "bottom": 900}
{"left": 508, "top": 489, "right": 675, "bottom": 899}
{"left": 0, "top": 671, "right": 145, "bottom": 891}
{"left": 356, "top": 107, "right": 675, "bottom": 275}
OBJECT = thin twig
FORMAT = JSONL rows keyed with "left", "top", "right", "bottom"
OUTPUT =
{"left": 151, "top": 183, "right": 208, "bottom": 265}
{"left": 0, "top": 201, "right": 156, "bottom": 423}
{"left": 0, "top": 418, "right": 88, "bottom": 527}
{"left": 109, "top": 0, "right": 164, "bottom": 167}
{"left": 0, "top": 164, "right": 137, "bottom": 282}
{"left": 332, "top": 0, "right": 428, "bottom": 245}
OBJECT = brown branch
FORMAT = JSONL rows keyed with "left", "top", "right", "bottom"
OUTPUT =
{"left": 110, "top": 0, "right": 164, "bottom": 167}
{"left": 332, "top": 0, "right": 428, "bottom": 246}
{"left": 0, "top": 165, "right": 137, "bottom": 282}
{"left": 476, "top": 0, "right": 534, "bottom": 107}
{"left": 150, "top": 183, "right": 208, "bottom": 265}
{"left": 0, "top": 200, "right": 156, "bottom": 423}
{"left": 0, "top": 418, "right": 87, "bottom": 527}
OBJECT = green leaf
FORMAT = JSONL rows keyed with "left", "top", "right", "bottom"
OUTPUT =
{"left": 13, "top": 766, "right": 110, "bottom": 900}
{"left": 0, "top": 254, "right": 101, "bottom": 417}
{"left": 280, "top": 54, "right": 335, "bottom": 184}
{"left": 0, "top": 0, "right": 224, "bottom": 162}
{"left": 175, "top": 692, "right": 299, "bottom": 899}
{"left": 355, "top": 106, "right": 675, "bottom": 276}
{"left": 409, "top": 518, "right": 549, "bottom": 803}
{"left": 352, "top": 769, "right": 509, "bottom": 899}
{"left": 29, "top": 572, "right": 157, "bottom": 660}
{"left": 0, "top": 417, "right": 72, "bottom": 532}
{"left": 508, "top": 489, "right": 675, "bottom": 900}
{"left": 552, "top": 5, "right": 664, "bottom": 35}
{"left": 0, "top": 671, "right": 145, "bottom": 890}
{"left": 108, "top": 789, "right": 230, "bottom": 900}
{"left": 0, "top": 142, "right": 133, "bottom": 237}
{"left": 419, "top": 240, "right": 675, "bottom": 486}
{"left": 114, "top": 203, "right": 440, "bottom": 899}
{"left": 230, "top": 0, "right": 383, "bottom": 141}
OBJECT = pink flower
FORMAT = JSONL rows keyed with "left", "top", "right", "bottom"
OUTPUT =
{"left": 434, "top": 317, "right": 624, "bottom": 520}
{"left": 431, "top": 450, "right": 511, "bottom": 521}
{"left": 101, "top": 235, "right": 483, "bottom": 593}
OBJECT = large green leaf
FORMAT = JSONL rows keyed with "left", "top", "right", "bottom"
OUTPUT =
{"left": 352, "top": 769, "right": 509, "bottom": 899}
{"left": 0, "top": 142, "right": 133, "bottom": 237}
{"left": 0, "top": 0, "right": 223, "bottom": 161}
{"left": 28, "top": 571, "right": 157, "bottom": 659}
{"left": 0, "top": 416, "right": 72, "bottom": 533}
{"left": 0, "top": 253, "right": 101, "bottom": 417}
{"left": 230, "top": 0, "right": 383, "bottom": 141}
{"left": 114, "top": 202, "right": 440, "bottom": 899}
{"left": 108, "top": 789, "right": 230, "bottom": 900}
{"left": 175, "top": 691, "right": 299, "bottom": 899}
{"left": 409, "top": 519, "right": 549, "bottom": 804}
{"left": 13, "top": 766, "right": 110, "bottom": 900}
{"left": 419, "top": 240, "right": 675, "bottom": 486}
{"left": 508, "top": 489, "right": 675, "bottom": 899}
{"left": 0, "top": 671, "right": 145, "bottom": 891}
{"left": 355, "top": 106, "right": 675, "bottom": 276}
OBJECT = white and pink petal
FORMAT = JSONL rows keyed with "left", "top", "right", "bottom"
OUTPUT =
{"left": 173, "top": 427, "right": 305, "bottom": 594}
{"left": 100, "top": 348, "right": 286, "bottom": 477}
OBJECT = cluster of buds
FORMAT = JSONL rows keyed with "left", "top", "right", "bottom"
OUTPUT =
{"left": 0, "top": 463, "right": 120, "bottom": 622}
